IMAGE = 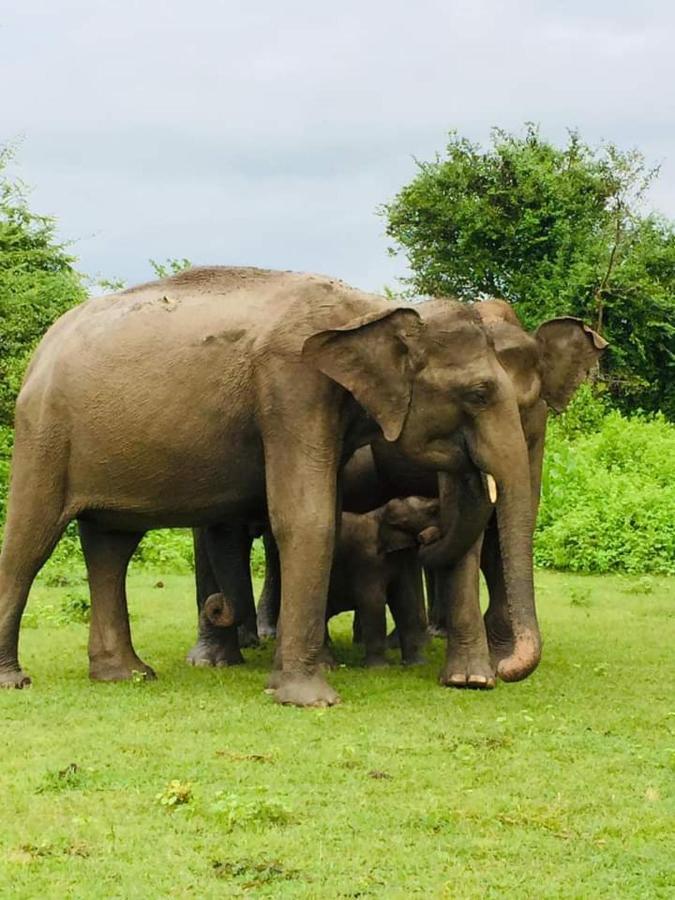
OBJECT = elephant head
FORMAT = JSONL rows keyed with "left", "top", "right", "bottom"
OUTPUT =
{"left": 304, "top": 299, "right": 541, "bottom": 682}
{"left": 377, "top": 496, "right": 441, "bottom": 554}
{"left": 478, "top": 299, "right": 608, "bottom": 419}
{"left": 479, "top": 299, "right": 608, "bottom": 521}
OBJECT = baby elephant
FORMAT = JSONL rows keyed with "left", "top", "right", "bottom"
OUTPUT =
{"left": 202, "top": 496, "right": 441, "bottom": 668}
{"left": 328, "top": 495, "right": 440, "bottom": 667}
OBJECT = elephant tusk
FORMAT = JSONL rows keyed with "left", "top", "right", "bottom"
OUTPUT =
{"left": 486, "top": 473, "right": 498, "bottom": 504}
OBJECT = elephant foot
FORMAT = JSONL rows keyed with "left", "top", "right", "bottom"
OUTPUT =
{"left": 364, "top": 653, "right": 388, "bottom": 668}
{"left": 237, "top": 623, "right": 260, "bottom": 649}
{"left": 401, "top": 651, "right": 426, "bottom": 667}
{"left": 267, "top": 671, "right": 341, "bottom": 708}
{"left": 427, "top": 623, "right": 447, "bottom": 639}
{"left": 257, "top": 623, "right": 277, "bottom": 640}
{"left": 186, "top": 639, "right": 244, "bottom": 668}
{"left": 89, "top": 656, "right": 156, "bottom": 683}
{"left": 0, "top": 667, "right": 32, "bottom": 689}
{"left": 439, "top": 644, "right": 495, "bottom": 690}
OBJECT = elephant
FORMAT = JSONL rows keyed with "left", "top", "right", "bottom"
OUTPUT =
{"left": 253, "top": 300, "right": 607, "bottom": 688}
{"left": 0, "top": 267, "right": 537, "bottom": 707}
{"left": 324, "top": 495, "right": 439, "bottom": 667}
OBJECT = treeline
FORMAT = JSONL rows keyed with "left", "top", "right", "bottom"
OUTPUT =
{"left": 1, "top": 131, "right": 674, "bottom": 576}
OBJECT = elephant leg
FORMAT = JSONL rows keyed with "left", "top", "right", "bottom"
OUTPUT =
{"left": 256, "top": 529, "right": 280, "bottom": 640}
{"left": 79, "top": 522, "right": 154, "bottom": 682}
{"left": 439, "top": 538, "right": 495, "bottom": 689}
{"left": 388, "top": 556, "right": 428, "bottom": 665}
{"left": 0, "top": 473, "right": 70, "bottom": 688}
{"left": 186, "top": 525, "right": 253, "bottom": 667}
{"left": 426, "top": 567, "right": 447, "bottom": 637}
{"left": 352, "top": 609, "right": 363, "bottom": 645}
{"left": 263, "top": 435, "right": 341, "bottom": 708}
{"left": 356, "top": 582, "right": 388, "bottom": 668}
{"left": 481, "top": 520, "right": 516, "bottom": 671}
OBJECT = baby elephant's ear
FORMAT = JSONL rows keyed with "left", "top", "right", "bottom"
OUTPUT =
{"left": 535, "top": 317, "right": 609, "bottom": 413}
{"left": 303, "top": 307, "right": 425, "bottom": 442}
{"left": 377, "top": 521, "right": 418, "bottom": 554}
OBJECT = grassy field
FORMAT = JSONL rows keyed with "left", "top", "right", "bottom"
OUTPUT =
{"left": 1, "top": 570, "right": 673, "bottom": 899}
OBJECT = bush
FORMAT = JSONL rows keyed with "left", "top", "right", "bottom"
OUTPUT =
{"left": 535, "top": 406, "right": 675, "bottom": 574}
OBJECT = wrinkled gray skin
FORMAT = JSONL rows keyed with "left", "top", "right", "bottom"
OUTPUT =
{"left": 254, "top": 301, "right": 607, "bottom": 688}
{"left": 0, "top": 268, "right": 536, "bottom": 707}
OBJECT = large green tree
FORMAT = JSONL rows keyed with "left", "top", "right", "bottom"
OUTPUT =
{"left": 382, "top": 126, "right": 675, "bottom": 416}
{"left": 0, "top": 146, "right": 87, "bottom": 427}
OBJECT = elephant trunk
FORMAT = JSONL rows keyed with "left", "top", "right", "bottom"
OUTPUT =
{"left": 203, "top": 593, "right": 236, "bottom": 628}
{"left": 491, "top": 474, "right": 541, "bottom": 681}
{"left": 469, "top": 383, "right": 541, "bottom": 682}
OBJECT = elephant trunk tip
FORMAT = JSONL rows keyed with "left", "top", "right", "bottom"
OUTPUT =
{"left": 496, "top": 630, "right": 542, "bottom": 683}
{"left": 203, "top": 593, "right": 236, "bottom": 628}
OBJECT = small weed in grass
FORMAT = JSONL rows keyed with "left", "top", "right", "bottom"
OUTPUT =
{"left": 36, "top": 763, "right": 84, "bottom": 793}
{"left": 569, "top": 586, "right": 591, "bottom": 607}
{"left": 215, "top": 750, "right": 274, "bottom": 763}
{"left": 621, "top": 575, "right": 655, "bottom": 594}
{"left": 8, "top": 841, "right": 90, "bottom": 864}
{"left": 156, "top": 780, "right": 193, "bottom": 809}
{"left": 212, "top": 857, "right": 299, "bottom": 888}
{"left": 210, "top": 792, "right": 293, "bottom": 831}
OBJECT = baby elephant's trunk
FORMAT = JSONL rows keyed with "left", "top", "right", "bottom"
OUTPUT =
{"left": 203, "top": 593, "right": 237, "bottom": 628}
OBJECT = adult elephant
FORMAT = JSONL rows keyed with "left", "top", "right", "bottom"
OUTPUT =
{"left": 0, "top": 268, "right": 535, "bottom": 706}
{"left": 254, "top": 300, "right": 607, "bottom": 686}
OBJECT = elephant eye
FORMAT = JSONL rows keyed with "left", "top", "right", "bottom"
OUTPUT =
{"left": 465, "top": 382, "right": 493, "bottom": 407}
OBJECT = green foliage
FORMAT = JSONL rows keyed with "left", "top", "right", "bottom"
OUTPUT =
{"left": 0, "top": 146, "right": 87, "bottom": 427}
{"left": 131, "top": 530, "right": 194, "bottom": 574}
{"left": 536, "top": 408, "right": 675, "bottom": 574}
{"left": 210, "top": 792, "right": 293, "bottom": 831}
{"left": 23, "top": 591, "right": 91, "bottom": 630}
{"left": 148, "top": 257, "right": 193, "bottom": 279}
{"left": 383, "top": 125, "right": 675, "bottom": 416}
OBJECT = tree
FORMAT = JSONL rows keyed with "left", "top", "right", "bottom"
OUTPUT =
{"left": 0, "top": 145, "right": 87, "bottom": 427}
{"left": 382, "top": 125, "right": 675, "bottom": 417}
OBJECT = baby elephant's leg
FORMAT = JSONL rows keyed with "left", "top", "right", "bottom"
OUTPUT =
{"left": 388, "top": 555, "right": 428, "bottom": 665}
{"left": 355, "top": 580, "right": 388, "bottom": 668}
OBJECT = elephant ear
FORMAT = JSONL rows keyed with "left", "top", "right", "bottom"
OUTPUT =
{"left": 302, "top": 307, "right": 425, "bottom": 442}
{"left": 377, "top": 520, "right": 418, "bottom": 554}
{"left": 535, "top": 317, "right": 609, "bottom": 413}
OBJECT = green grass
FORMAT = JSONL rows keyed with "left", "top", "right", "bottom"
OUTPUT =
{"left": 1, "top": 571, "right": 673, "bottom": 898}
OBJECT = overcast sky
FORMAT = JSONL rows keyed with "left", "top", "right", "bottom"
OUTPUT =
{"left": 2, "top": 1, "right": 674, "bottom": 292}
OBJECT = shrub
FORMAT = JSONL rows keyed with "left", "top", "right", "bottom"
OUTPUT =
{"left": 535, "top": 409, "right": 675, "bottom": 574}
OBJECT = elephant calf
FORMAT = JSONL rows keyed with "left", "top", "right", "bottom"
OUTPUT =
{"left": 327, "top": 496, "right": 440, "bottom": 666}
{"left": 205, "top": 497, "right": 441, "bottom": 668}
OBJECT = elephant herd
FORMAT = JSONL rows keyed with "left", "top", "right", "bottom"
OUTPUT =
{"left": 0, "top": 266, "right": 606, "bottom": 706}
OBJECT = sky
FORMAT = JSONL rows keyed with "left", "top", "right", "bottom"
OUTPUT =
{"left": 2, "top": 0, "right": 675, "bottom": 292}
